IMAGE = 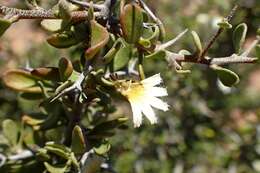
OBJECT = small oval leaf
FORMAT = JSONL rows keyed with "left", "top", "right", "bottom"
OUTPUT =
{"left": 120, "top": 3, "right": 144, "bottom": 43}
{"left": 94, "top": 142, "right": 111, "bottom": 155}
{"left": 47, "top": 31, "right": 79, "bottom": 48}
{"left": 71, "top": 125, "right": 86, "bottom": 155}
{"left": 217, "top": 19, "right": 232, "bottom": 29}
{"left": 2, "top": 119, "right": 19, "bottom": 146}
{"left": 85, "top": 20, "right": 109, "bottom": 60}
{"left": 0, "top": 18, "right": 12, "bottom": 37}
{"left": 41, "top": 19, "right": 64, "bottom": 32}
{"left": 211, "top": 65, "right": 240, "bottom": 87}
{"left": 113, "top": 46, "right": 131, "bottom": 71}
{"left": 104, "top": 47, "right": 117, "bottom": 64}
{"left": 191, "top": 31, "right": 203, "bottom": 54}
{"left": 59, "top": 57, "right": 73, "bottom": 81}
{"left": 233, "top": 23, "right": 247, "bottom": 54}
{"left": 2, "top": 69, "right": 42, "bottom": 93}
{"left": 31, "top": 67, "right": 60, "bottom": 81}
{"left": 44, "top": 162, "right": 68, "bottom": 173}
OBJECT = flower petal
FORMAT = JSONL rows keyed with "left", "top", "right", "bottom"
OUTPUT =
{"left": 148, "top": 96, "right": 169, "bottom": 111}
{"left": 141, "top": 73, "right": 162, "bottom": 87}
{"left": 129, "top": 100, "right": 143, "bottom": 128}
{"left": 144, "top": 86, "right": 168, "bottom": 97}
{"left": 141, "top": 102, "right": 158, "bottom": 124}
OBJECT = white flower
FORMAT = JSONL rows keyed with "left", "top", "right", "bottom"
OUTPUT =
{"left": 117, "top": 73, "right": 169, "bottom": 127}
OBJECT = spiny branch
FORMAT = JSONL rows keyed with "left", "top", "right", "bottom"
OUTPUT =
{"left": 168, "top": 52, "right": 257, "bottom": 66}
{"left": 0, "top": 5, "right": 89, "bottom": 20}
{"left": 164, "top": 33, "right": 258, "bottom": 68}
{"left": 0, "top": 0, "right": 115, "bottom": 21}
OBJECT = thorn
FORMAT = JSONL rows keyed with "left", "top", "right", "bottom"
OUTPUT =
{"left": 241, "top": 39, "right": 259, "bottom": 56}
{"left": 156, "top": 29, "right": 188, "bottom": 51}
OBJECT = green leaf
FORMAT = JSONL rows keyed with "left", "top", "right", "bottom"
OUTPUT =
{"left": 44, "top": 162, "right": 68, "bottom": 173}
{"left": 94, "top": 142, "right": 111, "bottom": 155}
{"left": 31, "top": 67, "right": 61, "bottom": 81}
{"left": 178, "top": 49, "right": 192, "bottom": 56}
{"left": 233, "top": 23, "right": 247, "bottom": 54}
{"left": 257, "top": 28, "right": 260, "bottom": 36}
{"left": 191, "top": 31, "right": 203, "bottom": 55}
{"left": 47, "top": 31, "right": 79, "bottom": 48}
{"left": 37, "top": 148, "right": 51, "bottom": 161}
{"left": 22, "top": 114, "right": 45, "bottom": 128}
{"left": 138, "top": 38, "right": 151, "bottom": 48}
{"left": 141, "top": 24, "right": 160, "bottom": 45}
{"left": 41, "top": 19, "right": 64, "bottom": 32}
{"left": 45, "top": 142, "right": 70, "bottom": 159}
{"left": 0, "top": 18, "right": 12, "bottom": 37}
{"left": 2, "top": 69, "right": 42, "bottom": 93}
{"left": 113, "top": 45, "right": 131, "bottom": 71}
{"left": 104, "top": 47, "right": 117, "bottom": 64}
{"left": 217, "top": 19, "right": 232, "bottom": 29}
{"left": 70, "top": 152, "right": 80, "bottom": 169}
{"left": 71, "top": 125, "right": 86, "bottom": 155}
{"left": 120, "top": 3, "right": 144, "bottom": 43}
{"left": 211, "top": 65, "right": 240, "bottom": 87}
{"left": 59, "top": 57, "right": 73, "bottom": 82}
{"left": 2, "top": 119, "right": 19, "bottom": 146}
{"left": 85, "top": 20, "right": 109, "bottom": 60}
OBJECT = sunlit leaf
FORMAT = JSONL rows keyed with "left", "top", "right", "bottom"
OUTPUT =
{"left": 85, "top": 20, "right": 109, "bottom": 60}
{"left": 2, "top": 119, "right": 19, "bottom": 146}
{"left": 94, "top": 142, "right": 111, "bottom": 155}
{"left": 3, "top": 69, "right": 42, "bottom": 93}
{"left": 47, "top": 31, "right": 79, "bottom": 48}
{"left": 120, "top": 3, "right": 144, "bottom": 43}
{"left": 191, "top": 31, "right": 203, "bottom": 55}
{"left": 113, "top": 45, "right": 131, "bottom": 71}
{"left": 41, "top": 19, "right": 64, "bottom": 32}
{"left": 71, "top": 125, "right": 86, "bottom": 155}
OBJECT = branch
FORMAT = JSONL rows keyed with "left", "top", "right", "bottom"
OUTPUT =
{"left": 167, "top": 51, "right": 257, "bottom": 66}
{"left": 0, "top": 3, "right": 114, "bottom": 21}
{"left": 0, "top": 5, "right": 89, "bottom": 20}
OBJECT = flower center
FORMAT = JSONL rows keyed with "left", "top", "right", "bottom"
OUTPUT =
{"left": 118, "top": 81, "right": 145, "bottom": 101}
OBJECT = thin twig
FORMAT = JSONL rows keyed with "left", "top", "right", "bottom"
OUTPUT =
{"left": 241, "top": 39, "right": 259, "bottom": 56}
{"left": 167, "top": 51, "right": 257, "bottom": 66}
{"left": 200, "top": 5, "right": 239, "bottom": 58}
{"left": 0, "top": 4, "right": 111, "bottom": 20}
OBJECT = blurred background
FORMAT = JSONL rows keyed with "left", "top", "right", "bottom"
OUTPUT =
{"left": 0, "top": 0, "right": 260, "bottom": 173}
